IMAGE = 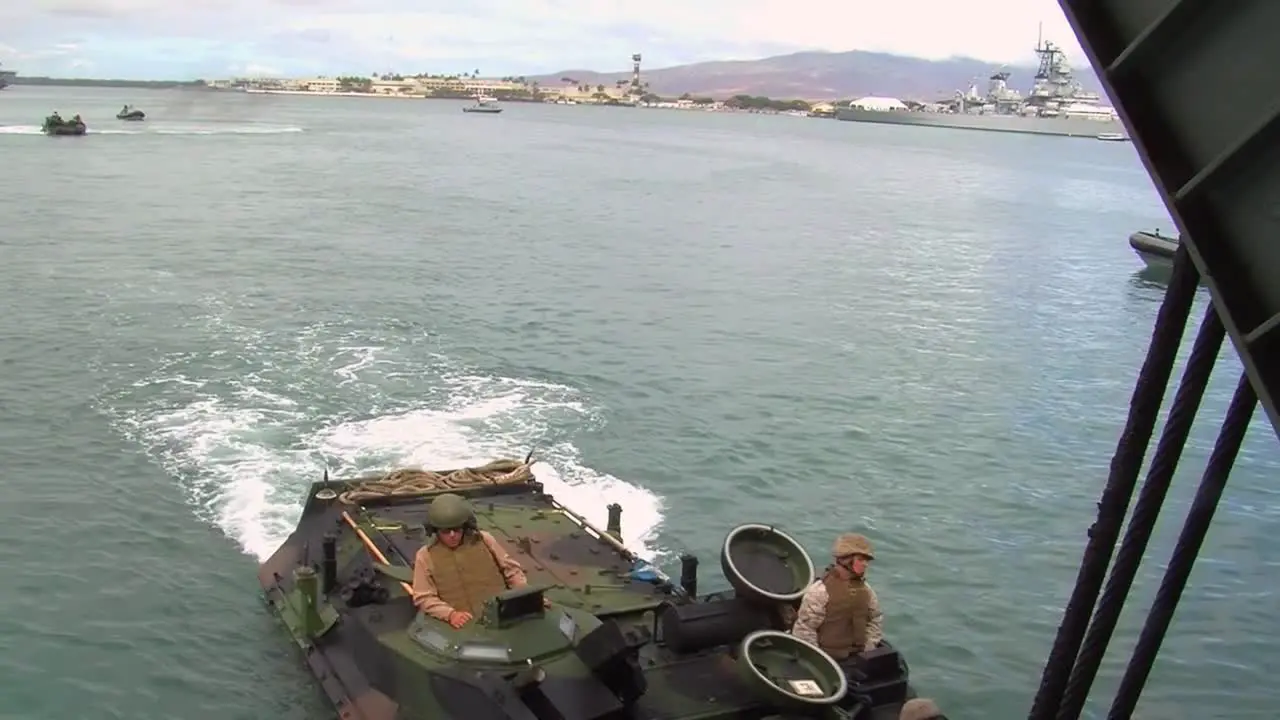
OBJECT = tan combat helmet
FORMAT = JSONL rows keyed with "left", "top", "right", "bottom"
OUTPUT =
{"left": 899, "top": 697, "right": 943, "bottom": 720}
{"left": 832, "top": 532, "right": 875, "bottom": 560}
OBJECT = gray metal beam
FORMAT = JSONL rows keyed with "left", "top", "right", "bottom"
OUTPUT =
{"left": 1057, "top": 0, "right": 1280, "bottom": 440}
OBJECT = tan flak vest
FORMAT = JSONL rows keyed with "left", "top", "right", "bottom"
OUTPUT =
{"left": 815, "top": 570, "right": 871, "bottom": 660}
{"left": 426, "top": 533, "right": 508, "bottom": 616}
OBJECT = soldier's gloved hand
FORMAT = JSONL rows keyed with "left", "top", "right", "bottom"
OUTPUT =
{"left": 447, "top": 610, "right": 473, "bottom": 628}
{"left": 542, "top": 596, "right": 553, "bottom": 609}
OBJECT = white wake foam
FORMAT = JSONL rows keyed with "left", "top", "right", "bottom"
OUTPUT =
{"left": 312, "top": 402, "right": 664, "bottom": 555}
{"left": 98, "top": 310, "right": 664, "bottom": 562}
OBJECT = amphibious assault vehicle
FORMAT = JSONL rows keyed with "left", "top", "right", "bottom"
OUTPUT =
{"left": 259, "top": 458, "right": 917, "bottom": 719}
{"left": 41, "top": 114, "right": 87, "bottom": 136}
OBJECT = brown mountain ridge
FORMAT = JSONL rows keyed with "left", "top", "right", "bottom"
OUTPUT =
{"left": 531, "top": 49, "right": 1104, "bottom": 102}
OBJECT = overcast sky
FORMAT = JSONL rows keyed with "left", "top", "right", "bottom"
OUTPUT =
{"left": 0, "top": 0, "right": 1086, "bottom": 79}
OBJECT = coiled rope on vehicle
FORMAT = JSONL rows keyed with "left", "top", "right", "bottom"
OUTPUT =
{"left": 338, "top": 459, "right": 534, "bottom": 504}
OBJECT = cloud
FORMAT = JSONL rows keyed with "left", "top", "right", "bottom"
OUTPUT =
{"left": 232, "top": 63, "right": 282, "bottom": 77}
{"left": 0, "top": 0, "right": 1086, "bottom": 79}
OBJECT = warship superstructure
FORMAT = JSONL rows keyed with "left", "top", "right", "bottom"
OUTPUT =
{"left": 837, "top": 33, "right": 1127, "bottom": 139}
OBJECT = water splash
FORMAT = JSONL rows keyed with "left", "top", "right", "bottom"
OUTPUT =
{"left": 95, "top": 299, "right": 664, "bottom": 561}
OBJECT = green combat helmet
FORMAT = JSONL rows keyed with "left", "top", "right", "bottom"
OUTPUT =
{"left": 426, "top": 492, "right": 475, "bottom": 531}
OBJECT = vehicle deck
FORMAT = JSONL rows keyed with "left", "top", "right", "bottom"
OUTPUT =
{"left": 259, "top": 466, "right": 912, "bottom": 719}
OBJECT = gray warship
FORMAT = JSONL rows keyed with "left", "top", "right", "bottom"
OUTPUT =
{"left": 837, "top": 35, "right": 1127, "bottom": 139}
{"left": 0, "top": 63, "right": 15, "bottom": 90}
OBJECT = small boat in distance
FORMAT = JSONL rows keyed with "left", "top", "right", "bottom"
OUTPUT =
{"left": 117, "top": 105, "right": 146, "bottom": 121}
{"left": 42, "top": 113, "right": 88, "bottom": 136}
{"left": 1096, "top": 132, "right": 1128, "bottom": 141}
{"left": 463, "top": 94, "right": 503, "bottom": 114}
{"left": 1129, "top": 229, "right": 1179, "bottom": 268}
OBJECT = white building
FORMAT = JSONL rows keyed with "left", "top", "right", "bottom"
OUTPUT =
{"left": 848, "top": 96, "right": 908, "bottom": 111}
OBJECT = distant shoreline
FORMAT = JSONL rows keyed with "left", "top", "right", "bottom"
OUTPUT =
{"left": 2, "top": 37, "right": 1107, "bottom": 102}
{"left": 10, "top": 75, "right": 849, "bottom": 117}
{"left": 234, "top": 88, "right": 821, "bottom": 117}
{"left": 8, "top": 81, "right": 829, "bottom": 118}
{"left": 241, "top": 88, "right": 547, "bottom": 103}
{"left": 10, "top": 77, "right": 208, "bottom": 89}
{"left": 8, "top": 79, "right": 836, "bottom": 109}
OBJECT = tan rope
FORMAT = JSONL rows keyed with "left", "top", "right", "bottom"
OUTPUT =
{"left": 337, "top": 459, "right": 534, "bottom": 504}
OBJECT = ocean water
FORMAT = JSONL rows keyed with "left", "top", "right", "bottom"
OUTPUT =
{"left": 0, "top": 85, "right": 1274, "bottom": 719}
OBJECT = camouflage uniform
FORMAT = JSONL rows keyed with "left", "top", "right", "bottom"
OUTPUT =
{"left": 790, "top": 533, "right": 883, "bottom": 658}
{"left": 899, "top": 698, "right": 944, "bottom": 720}
{"left": 410, "top": 494, "right": 528, "bottom": 620}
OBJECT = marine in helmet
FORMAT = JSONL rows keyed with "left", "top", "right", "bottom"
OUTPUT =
{"left": 789, "top": 532, "right": 884, "bottom": 660}
{"left": 411, "top": 492, "right": 529, "bottom": 628}
{"left": 899, "top": 697, "right": 946, "bottom": 720}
